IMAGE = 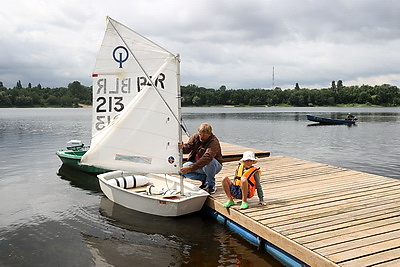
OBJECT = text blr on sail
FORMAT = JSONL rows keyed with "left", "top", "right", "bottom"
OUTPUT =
{"left": 92, "top": 45, "right": 167, "bottom": 132}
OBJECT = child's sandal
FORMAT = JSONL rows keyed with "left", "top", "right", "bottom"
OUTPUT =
{"left": 223, "top": 200, "right": 235, "bottom": 208}
{"left": 239, "top": 202, "right": 249, "bottom": 210}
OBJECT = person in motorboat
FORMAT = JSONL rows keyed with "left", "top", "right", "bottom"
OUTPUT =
{"left": 179, "top": 123, "right": 222, "bottom": 194}
{"left": 345, "top": 113, "right": 357, "bottom": 121}
{"left": 221, "top": 151, "right": 267, "bottom": 210}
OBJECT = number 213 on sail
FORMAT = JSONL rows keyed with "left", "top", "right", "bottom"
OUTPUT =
{"left": 95, "top": 96, "right": 125, "bottom": 131}
{"left": 96, "top": 96, "right": 124, "bottom": 113}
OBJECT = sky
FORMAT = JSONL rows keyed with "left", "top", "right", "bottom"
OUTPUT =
{"left": 1, "top": 0, "right": 400, "bottom": 90}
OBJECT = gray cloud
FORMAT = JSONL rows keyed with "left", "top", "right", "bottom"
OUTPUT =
{"left": 1, "top": 0, "right": 400, "bottom": 90}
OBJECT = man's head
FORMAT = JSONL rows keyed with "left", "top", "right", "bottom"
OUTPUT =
{"left": 198, "top": 123, "right": 212, "bottom": 142}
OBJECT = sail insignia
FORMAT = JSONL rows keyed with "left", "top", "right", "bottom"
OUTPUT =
{"left": 115, "top": 154, "right": 152, "bottom": 164}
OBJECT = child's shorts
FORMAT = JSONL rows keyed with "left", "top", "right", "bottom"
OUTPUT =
{"left": 230, "top": 184, "right": 250, "bottom": 199}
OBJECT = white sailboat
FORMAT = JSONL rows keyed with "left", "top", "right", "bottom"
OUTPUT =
{"left": 81, "top": 17, "right": 209, "bottom": 217}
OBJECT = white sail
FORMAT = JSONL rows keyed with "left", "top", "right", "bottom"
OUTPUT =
{"left": 80, "top": 17, "right": 208, "bottom": 217}
{"left": 91, "top": 16, "right": 176, "bottom": 135}
{"left": 82, "top": 17, "right": 181, "bottom": 174}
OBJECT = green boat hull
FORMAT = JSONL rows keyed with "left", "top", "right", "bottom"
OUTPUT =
{"left": 56, "top": 149, "right": 109, "bottom": 174}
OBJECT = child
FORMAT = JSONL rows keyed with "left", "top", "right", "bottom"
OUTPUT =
{"left": 222, "top": 151, "right": 267, "bottom": 209}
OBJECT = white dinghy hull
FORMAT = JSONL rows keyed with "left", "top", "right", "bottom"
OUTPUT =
{"left": 98, "top": 171, "right": 209, "bottom": 217}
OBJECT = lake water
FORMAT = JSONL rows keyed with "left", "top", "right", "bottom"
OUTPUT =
{"left": 0, "top": 106, "right": 399, "bottom": 266}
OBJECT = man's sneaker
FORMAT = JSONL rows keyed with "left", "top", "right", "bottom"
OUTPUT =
{"left": 199, "top": 180, "right": 208, "bottom": 189}
{"left": 206, "top": 186, "right": 217, "bottom": 194}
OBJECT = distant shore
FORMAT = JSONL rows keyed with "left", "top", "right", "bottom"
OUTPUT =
{"left": 0, "top": 103, "right": 396, "bottom": 108}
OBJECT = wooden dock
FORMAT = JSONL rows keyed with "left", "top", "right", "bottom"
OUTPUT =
{"left": 206, "top": 156, "right": 400, "bottom": 266}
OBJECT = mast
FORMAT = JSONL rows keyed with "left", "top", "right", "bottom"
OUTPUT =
{"left": 177, "top": 54, "right": 185, "bottom": 195}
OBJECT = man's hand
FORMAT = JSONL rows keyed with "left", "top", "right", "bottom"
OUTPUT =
{"left": 180, "top": 166, "right": 191, "bottom": 173}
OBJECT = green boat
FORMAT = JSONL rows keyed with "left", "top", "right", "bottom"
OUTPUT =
{"left": 56, "top": 140, "right": 109, "bottom": 174}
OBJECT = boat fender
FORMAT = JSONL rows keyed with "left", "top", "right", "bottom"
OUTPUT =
{"left": 108, "top": 175, "right": 149, "bottom": 189}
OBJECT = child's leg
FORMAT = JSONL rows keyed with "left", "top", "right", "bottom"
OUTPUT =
{"left": 240, "top": 177, "right": 249, "bottom": 203}
{"left": 222, "top": 176, "right": 233, "bottom": 201}
{"left": 222, "top": 177, "right": 235, "bottom": 208}
{"left": 239, "top": 177, "right": 250, "bottom": 209}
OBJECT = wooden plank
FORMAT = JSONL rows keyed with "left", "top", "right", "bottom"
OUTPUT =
{"left": 340, "top": 247, "right": 400, "bottom": 266}
{"left": 237, "top": 182, "right": 400, "bottom": 221}
{"left": 292, "top": 214, "right": 400, "bottom": 245}
{"left": 372, "top": 257, "right": 400, "bottom": 267}
{"left": 255, "top": 193, "right": 400, "bottom": 229}
{"left": 302, "top": 212, "right": 400, "bottom": 249}
{"left": 282, "top": 206, "right": 400, "bottom": 239}
{"left": 257, "top": 156, "right": 394, "bottom": 183}
{"left": 126, "top": 187, "right": 147, "bottom": 192}
{"left": 256, "top": 182, "right": 400, "bottom": 216}
{"left": 251, "top": 182, "right": 400, "bottom": 220}
{"left": 327, "top": 238, "right": 400, "bottom": 263}
{"left": 315, "top": 227, "right": 400, "bottom": 256}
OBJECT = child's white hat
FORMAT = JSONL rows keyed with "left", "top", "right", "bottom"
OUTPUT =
{"left": 240, "top": 151, "right": 257, "bottom": 161}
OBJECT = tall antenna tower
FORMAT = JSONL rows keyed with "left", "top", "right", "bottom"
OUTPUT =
{"left": 272, "top": 65, "right": 275, "bottom": 89}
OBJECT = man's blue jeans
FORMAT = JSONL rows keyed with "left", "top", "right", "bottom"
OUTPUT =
{"left": 182, "top": 158, "right": 222, "bottom": 188}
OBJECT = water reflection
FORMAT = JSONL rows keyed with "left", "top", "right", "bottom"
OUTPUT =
{"left": 0, "top": 219, "right": 96, "bottom": 266}
{"left": 183, "top": 106, "right": 400, "bottom": 123}
{"left": 99, "top": 197, "right": 204, "bottom": 236}
{"left": 307, "top": 123, "right": 357, "bottom": 127}
{"left": 57, "top": 164, "right": 101, "bottom": 193}
{"left": 184, "top": 110, "right": 400, "bottom": 123}
{"left": 98, "top": 198, "right": 281, "bottom": 266}
{"left": 82, "top": 233, "right": 181, "bottom": 267}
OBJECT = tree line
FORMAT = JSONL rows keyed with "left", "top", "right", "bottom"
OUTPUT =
{"left": 181, "top": 82, "right": 400, "bottom": 106}
{"left": 0, "top": 81, "right": 91, "bottom": 107}
{"left": 1, "top": 80, "right": 400, "bottom": 107}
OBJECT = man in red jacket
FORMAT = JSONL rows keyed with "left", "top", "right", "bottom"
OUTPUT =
{"left": 179, "top": 123, "right": 222, "bottom": 194}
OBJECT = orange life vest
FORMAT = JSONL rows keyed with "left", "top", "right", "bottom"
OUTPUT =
{"left": 233, "top": 164, "right": 261, "bottom": 198}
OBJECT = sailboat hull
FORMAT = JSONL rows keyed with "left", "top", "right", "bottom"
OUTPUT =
{"left": 98, "top": 171, "right": 209, "bottom": 217}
